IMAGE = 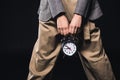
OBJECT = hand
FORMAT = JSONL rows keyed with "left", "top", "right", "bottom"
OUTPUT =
{"left": 57, "top": 15, "right": 69, "bottom": 35}
{"left": 69, "top": 14, "right": 82, "bottom": 34}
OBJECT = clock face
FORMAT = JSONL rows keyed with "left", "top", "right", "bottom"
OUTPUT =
{"left": 63, "top": 42, "right": 77, "bottom": 56}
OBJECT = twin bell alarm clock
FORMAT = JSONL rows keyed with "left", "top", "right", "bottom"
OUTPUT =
{"left": 61, "top": 34, "right": 83, "bottom": 57}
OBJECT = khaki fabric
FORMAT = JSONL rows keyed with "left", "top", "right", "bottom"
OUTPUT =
{"left": 80, "top": 22, "right": 116, "bottom": 80}
{"left": 27, "top": 20, "right": 61, "bottom": 80}
{"left": 61, "top": 0, "right": 77, "bottom": 21}
{"left": 27, "top": 0, "right": 115, "bottom": 80}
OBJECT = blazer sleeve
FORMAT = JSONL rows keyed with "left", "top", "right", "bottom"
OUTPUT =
{"left": 75, "top": 0, "right": 91, "bottom": 18}
{"left": 48, "top": 0, "right": 65, "bottom": 18}
{"left": 75, "top": 0, "right": 103, "bottom": 20}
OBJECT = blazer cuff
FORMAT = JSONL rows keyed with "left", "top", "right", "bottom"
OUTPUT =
{"left": 48, "top": 0, "right": 65, "bottom": 18}
{"left": 74, "top": 0, "right": 90, "bottom": 18}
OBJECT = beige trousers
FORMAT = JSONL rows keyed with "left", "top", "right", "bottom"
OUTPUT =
{"left": 27, "top": 0, "right": 115, "bottom": 80}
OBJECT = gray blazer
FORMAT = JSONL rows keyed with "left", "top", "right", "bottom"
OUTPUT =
{"left": 38, "top": 0, "right": 103, "bottom": 21}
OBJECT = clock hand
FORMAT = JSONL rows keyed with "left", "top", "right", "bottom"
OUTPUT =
{"left": 65, "top": 46, "right": 71, "bottom": 50}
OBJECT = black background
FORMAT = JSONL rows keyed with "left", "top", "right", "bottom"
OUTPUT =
{"left": 0, "top": 0, "right": 120, "bottom": 80}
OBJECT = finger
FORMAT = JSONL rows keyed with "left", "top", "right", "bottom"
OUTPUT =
{"left": 60, "top": 28, "right": 64, "bottom": 35}
{"left": 72, "top": 27, "right": 75, "bottom": 34}
{"left": 57, "top": 27, "right": 63, "bottom": 35}
{"left": 63, "top": 28, "right": 69, "bottom": 35}
{"left": 69, "top": 26, "right": 74, "bottom": 34}
{"left": 57, "top": 27, "right": 61, "bottom": 33}
{"left": 74, "top": 27, "right": 77, "bottom": 34}
{"left": 66, "top": 28, "right": 69, "bottom": 35}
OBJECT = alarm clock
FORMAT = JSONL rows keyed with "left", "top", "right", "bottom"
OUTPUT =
{"left": 62, "top": 41, "right": 77, "bottom": 56}
{"left": 61, "top": 35, "right": 82, "bottom": 56}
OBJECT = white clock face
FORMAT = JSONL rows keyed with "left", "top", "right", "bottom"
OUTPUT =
{"left": 63, "top": 42, "right": 77, "bottom": 56}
